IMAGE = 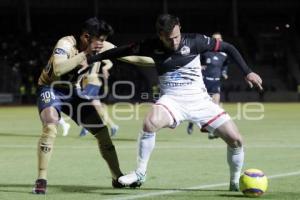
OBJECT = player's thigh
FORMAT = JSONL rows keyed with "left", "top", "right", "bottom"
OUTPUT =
{"left": 37, "top": 86, "right": 62, "bottom": 124}
{"left": 215, "top": 120, "right": 243, "bottom": 148}
{"left": 40, "top": 106, "right": 60, "bottom": 124}
{"left": 143, "top": 104, "right": 173, "bottom": 132}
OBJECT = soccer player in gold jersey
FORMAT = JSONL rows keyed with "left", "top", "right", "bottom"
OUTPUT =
{"left": 33, "top": 17, "right": 138, "bottom": 194}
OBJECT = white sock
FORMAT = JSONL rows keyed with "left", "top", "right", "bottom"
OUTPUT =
{"left": 59, "top": 118, "right": 67, "bottom": 126}
{"left": 227, "top": 146, "right": 244, "bottom": 184}
{"left": 136, "top": 131, "right": 156, "bottom": 175}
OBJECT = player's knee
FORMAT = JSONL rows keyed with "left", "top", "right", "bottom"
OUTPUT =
{"left": 143, "top": 116, "right": 159, "bottom": 132}
{"left": 40, "top": 107, "right": 59, "bottom": 124}
{"left": 41, "top": 124, "right": 57, "bottom": 138}
{"left": 228, "top": 134, "right": 243, "bottom": 148}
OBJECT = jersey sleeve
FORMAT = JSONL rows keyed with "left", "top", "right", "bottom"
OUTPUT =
{"left": 87, "top": 38, "right": 157, "bottom": 64}
{"left": 219, "top": 42, "right": 252, "bottom": 75}
{"left": 52, "top": 38, "right": 86, "bottom": 76}
{"left": 53, "top": 38, "right": 73, "bottom": 59}
{"left": 195, "top": 34, "right": 218, "bottom": 53}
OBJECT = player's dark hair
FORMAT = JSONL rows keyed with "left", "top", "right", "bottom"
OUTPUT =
{"left": 81, "top": 17, "right": 114, "bottom": 37}
{"left": 156, "top": 14, "right": 180, "bottom": 34}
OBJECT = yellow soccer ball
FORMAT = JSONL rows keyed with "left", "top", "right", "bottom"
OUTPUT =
{"left": 239, "top": 169, "right": 268, "bottom": 197}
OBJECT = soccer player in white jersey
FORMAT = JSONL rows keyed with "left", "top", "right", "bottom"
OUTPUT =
{"left": 87, "top": 14, "right": 263, "bottom": 191}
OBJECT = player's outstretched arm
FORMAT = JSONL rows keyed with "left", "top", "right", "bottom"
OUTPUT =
{"left": 119, "top": 56, "right": 155, "bottom": 67}
{"left": 53, "top": 52, "right": 87, "bottom": 76}
{"left": 87, "top": 43, "right": 138, "bottom": 64}
{"left": 101, "top": 41, "right": 155, "bottom": 67}
{"left": 219, "top": 42, "right": 263, "bottom": 91}
{"left": 87, "top": 39, "right": 156, "bottom": 67}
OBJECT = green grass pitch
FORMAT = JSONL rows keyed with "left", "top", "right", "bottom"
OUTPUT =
{"left": 0, "top": 103, "right": 299, "bottom": 200}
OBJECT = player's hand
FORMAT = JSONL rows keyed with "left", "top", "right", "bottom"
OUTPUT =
{"left": 80, "top": 59, "right": 89, "bottom": 68}
{"left": 77, "top": 59, "right": 89, "bottom": 74}
{"left": 102, "top": 68, "right": 110, "bottom": 79}
{"left": 245, "top": 72, "right": 263, "bottom": 91}
{"left": 222, "top": 73, "right": 228, "bottom": 80}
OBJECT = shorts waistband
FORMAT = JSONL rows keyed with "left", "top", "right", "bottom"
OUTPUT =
{"left": 204, "top": 77, "right": 220, "bottom": 81}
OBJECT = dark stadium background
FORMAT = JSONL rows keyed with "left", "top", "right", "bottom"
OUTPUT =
{"left": 0, "top": 0, "right": 299, "bottom": 104}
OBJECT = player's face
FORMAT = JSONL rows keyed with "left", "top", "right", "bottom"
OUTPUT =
{"left": 212, "top": 33, "right": 223, "bottom": 41}
{"left": 89, "top": 35, "right": 107, "bottom": 52}
{"left": 80, "top": 33, "right": 107, "bottom": 52}
{"left": 159, "top": 25, "right": 181, "bottom": 51}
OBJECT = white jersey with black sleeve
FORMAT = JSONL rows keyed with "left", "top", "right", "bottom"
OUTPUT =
{"left": 135, "top": 34, "right": 218, "bottom": 95}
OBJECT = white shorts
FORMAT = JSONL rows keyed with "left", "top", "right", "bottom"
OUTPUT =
{"left": 155, "top": 94, "right": 231, "bottom": 133}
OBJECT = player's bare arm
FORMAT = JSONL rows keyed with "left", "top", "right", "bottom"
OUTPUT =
{"left": 119, "top": 56, "right": 155, "bottom": 67}
{"left": 52, "top": 38, "right": 103, "bottom": 76}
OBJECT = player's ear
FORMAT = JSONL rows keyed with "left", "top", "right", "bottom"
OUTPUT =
{"left": 83, "top": 33, "right": 90, "bottom": 40}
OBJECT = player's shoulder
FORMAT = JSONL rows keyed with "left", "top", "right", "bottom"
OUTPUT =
{"left": 182, "top": 33, "right": 208, "bottom": 40}
{"left": 55, "top": 35, "right": 76, "bottom": 54}
{"left": 219, "top": 52, "right": 227, "bottom": 57}
{"left": 57, "top": 36, "right": 75, "bottom": 47}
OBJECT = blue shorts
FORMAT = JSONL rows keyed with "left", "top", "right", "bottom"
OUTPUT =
{"left": 77, "top": 84, "right": 101, "bottom": 100}
{"left": 203, "top": 79, "right": 221, "bottom": 95}
{"left": 37, "top": 85, "right": 104, "bottom": 129}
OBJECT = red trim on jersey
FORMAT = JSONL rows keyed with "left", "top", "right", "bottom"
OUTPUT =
{"left": 202, "top": 111, "right": 226, "bottom": 129}
{"left": 155, "top": 103, "right": 176, "bottom": 128}
{"left": 214, "top": 39, "right": 221, "bottom": 51}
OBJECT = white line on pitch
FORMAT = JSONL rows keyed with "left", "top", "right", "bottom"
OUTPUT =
{"left": 0, "top": 144, "right": 300, "bottom": 149}
{"left": 105, "top": 170, "right": 300, "bottom": 200}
